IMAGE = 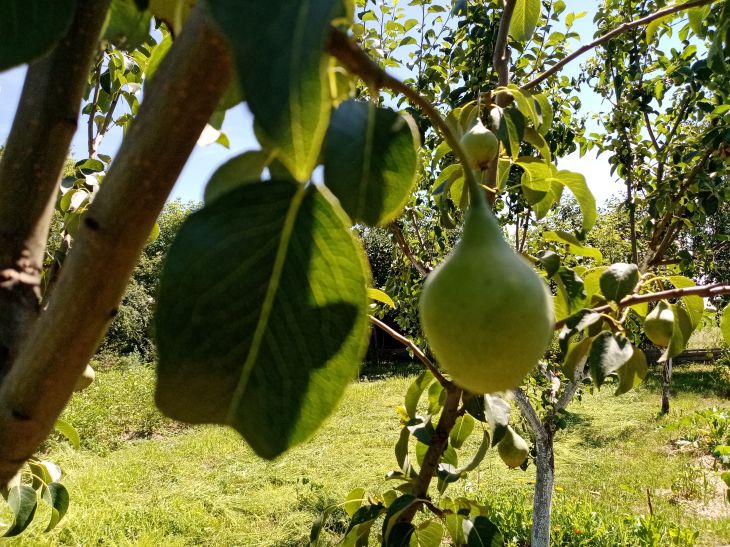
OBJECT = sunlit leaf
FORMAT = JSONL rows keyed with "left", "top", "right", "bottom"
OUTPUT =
{"left": 156, "top": 181, "right": 369, "bottom": 459}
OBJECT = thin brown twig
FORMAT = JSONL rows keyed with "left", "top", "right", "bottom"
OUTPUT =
{"left": 522, "top": 0, "right": 717, "bottom": 90}
{"left": 389, "top": 222, "right": 431, "bottom": 277}
{"left": 367, "top": 315, "right": 451, "bottom": 388}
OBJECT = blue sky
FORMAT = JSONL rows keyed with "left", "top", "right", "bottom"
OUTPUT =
{"left": 0, "top": 1, "right": 619, "bottom": 205}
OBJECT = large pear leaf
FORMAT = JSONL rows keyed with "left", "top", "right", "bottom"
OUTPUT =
{"left": 667, "top": 275, "right": 704, "bottom": 329}
{"left": 207, "top": 0, "right": 341, "bottom": 182}
{"left": 509, "top": 0, "right": 541, "bottom": 42}
{"left": 2, "top": 486, "right": 37, "bottom": 537}
{"left": 615, "top": 348, "right": 648, "bottom": 396}
{"left": 588, "top": 331, "right": 634, "bottom": 388}
{"left": 155, "top": 180, "right": 369, "bottom": 459}
{"left": 0, "top": 0, "right": 75, "bottom": 71}
{"left": 324, "top": 100, "right": 419, "bottom": 226}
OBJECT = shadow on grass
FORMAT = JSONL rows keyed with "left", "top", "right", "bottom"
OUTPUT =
{"left": 641, "top": 363, "right": 719, "bottom": 395}
{"left": 359, "top": 359, "right": 423, "bottom": 380}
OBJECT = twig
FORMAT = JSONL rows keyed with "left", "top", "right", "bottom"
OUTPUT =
{"left": 554, "top": 283, "right": 730, "bottom": 330}
{"left": 88, "top": 59, "right": 103, "bottom": 158}
{"left": 367, "top": 315, "right": 450, "bottom": 388}
{"left": 0, "top": 4, "right": 233, "bottom": 485}
{"left": 513, "top": 388, "right": 547, "bottom": 442}
{"left": 389, "top": 222, "right": 431, "bottom": 277}
{"left": 522, "top": 0, "right": 717, "bottom": 90}
{"left": 493, "top": 0, "right": 516, "bottom": 93}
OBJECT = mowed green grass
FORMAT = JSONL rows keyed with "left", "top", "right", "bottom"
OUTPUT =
{"left": 3, "top": 361, "right": 729, "bottom": 546}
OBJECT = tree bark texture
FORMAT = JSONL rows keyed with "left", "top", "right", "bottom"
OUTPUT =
{"left": 532, "top": 431, "right": 555, "bottom": 547}
{"left": 0, "top": 0, "right": 111, "bottom": 382}
{"left": 0, "top": 5, "right": 233, "bottom": 485}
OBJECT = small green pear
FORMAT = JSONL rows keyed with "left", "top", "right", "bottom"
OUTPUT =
{"left": 644, "top": 300, "right": 674, "bottom": 347}
{"left": 74, "top": 364, "right": 96, "bottom": 392}
{"left": 460, "top": 119, "right": 499, "bottom": 170}
{"left": 419, "top": 191, "right": 553, "bottom": 394}
{"left": 497, "top": 426, "right": 529, "bottom": 468}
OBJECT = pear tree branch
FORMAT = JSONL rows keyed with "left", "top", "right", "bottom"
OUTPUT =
{"left": 554, "top": 283, "right": 730, "bottom": 330}
{"left": 389, "top": 222, "right": 432, "bottom": 277}
{"left": 522, "top": 0, "right": 717, "bottom": 90}
{"left": 0, "top": 5, "right": 233, "bottom": 485}
{"left": 367, "top": 315, "right": 450, "bottom": 388}
{"left": 0, "top": 0, "right": 112, "bottom": 382}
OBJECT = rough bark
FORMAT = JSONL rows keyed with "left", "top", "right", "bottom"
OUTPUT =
{"left": 0, "top": 0, "right": 111, "bottom": 382}
{"left": 0, "top": 5, "right": 233, "bottom": 485}
{"left": 532, "top": 431, "right": 555, "bottom": 547}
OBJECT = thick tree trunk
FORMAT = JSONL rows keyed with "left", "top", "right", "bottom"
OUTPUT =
{"left": 661, "top": 358, "right": 673, "bottom": 414}
{"left": 532, "top": 429, "right": 555, "bottom": 547}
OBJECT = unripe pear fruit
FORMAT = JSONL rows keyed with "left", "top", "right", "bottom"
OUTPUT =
{"left": 497, "top": 426, "right": 530, "bottom": 468}
{"left": 644, "top": 301, "right": 674, "bottom": 347}
{"left": 74, "top": 364, "right": 96, "bottom": 392}
{"left": 419, "top": 192, "right": 553, "bottom": 394}
{"left": 460, "top": 119, "right": 499, "bottom": 170}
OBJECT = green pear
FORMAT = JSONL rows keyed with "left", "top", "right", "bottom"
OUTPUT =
{"left": 644, "top": 300, "right": 674, "bottom": 347}
{"left": 419, "top": 192, "right": 553, "bottom": 394}
{"left": 497, "top": 426, "right": 529, "bottom": 468}
{"left": 460, "top": 119, "right": 499, "bottom": 170}
{"left": 74, "top": 364, "right": 96, "bottom": 392}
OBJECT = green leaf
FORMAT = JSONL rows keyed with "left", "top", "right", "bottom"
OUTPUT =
{"left": 368, "top": 288, "right": 395, "bottom": 308}
{"left": 410, "top": 520, "right": 443, "bottom": 547}
{"left": 204, "top": 151, "right": 270, "bottom": 204}
{"left": 208, "top": 0, "right": 341, "bottom": 182}
{"left": 2, "top": 486, "right": 37, "bottom": 537}
{"left": 42, "top": 483, "right": 70, "bottom": 532}
{"left": 405, "top": 371, "right": 435, "bottom": 419}
{"left": 509, "top": 0, "right": 541, "bottom": 42}
{"left": 493, "top": 106, "right": 525, "bottom": 159}
{"left": 464, "top": 515, "right": 504, "bottom": 546}
{"left": 588, "top": 332, "right": 634, "bottom": 388}
{"left": 543, "top": 231, "right": 602, "bottom": 261}
{"left": 485, "top": 395, "right": 510, "bottom": 447}
{"left": 450, "top": 414, "right": 475, "bottom": 449}
{"left": 54, "top": 419, "right": 80, "bottom": 449}
{"left": 615, "top": 348, "right": 648, "bottom": 396}
{"left": 555, "top": 170, "right": 596, "bottom": 231}
{"left": 155, "top": 181, "right": 369, "bottom": 459}
{"left": 104, "top": 0, "right": 152, "bottom": 51}
{"left": 667, "top": 276, "right": 704, "bottom": 329}
{"left": 395, "top": 427, "right": 412, "bottom": 476}
{"left": 382, "top": 495, "right": 418, "bottom": 544}
{"left": 562, "top": 336, "right": 592, "bottom": 379}
{"left": 324, "top": 100, "right": 419, "bottom": 226}
{"left": 344, "top": 487, "right": 366, "bottom": 518}
{"left": 662, "top": 302, "right": 694, "bottom": 362}
{"left": 0, "top": 0, "right": 75, "bottom": 71}
{"left": 599, "top": 263, "right": 639, "bottom": 303}
{"left": 532, "top": 92, "right": 553, "bottom": 136}
{"left": 721, "top": 304, "right": 730, "bottom": 346}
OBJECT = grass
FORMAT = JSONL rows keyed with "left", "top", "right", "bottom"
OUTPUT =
{"left": 2, "top": 361, "right": 730, "bottom": 546}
